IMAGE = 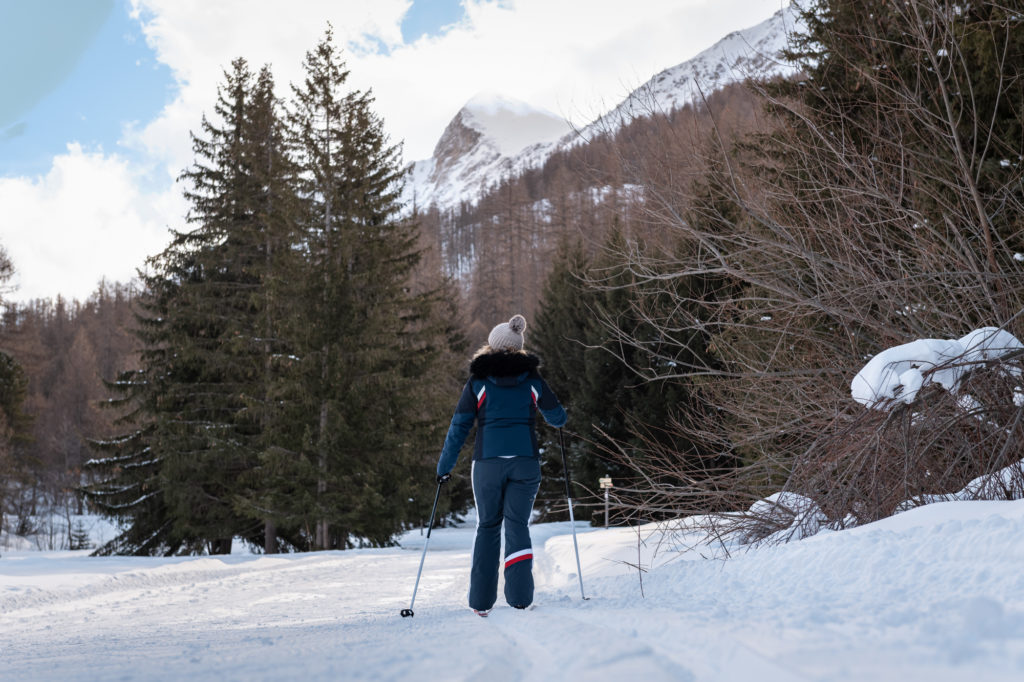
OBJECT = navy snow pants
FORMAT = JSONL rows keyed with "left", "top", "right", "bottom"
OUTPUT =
{"left": 469, "top": 456, "right": 542, "bottom": 611}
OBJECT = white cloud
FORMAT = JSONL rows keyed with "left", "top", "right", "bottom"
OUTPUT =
{"left": 127, "top": 0, "right": 413, "bottom": 174}
{"left": 130, "top": 0, "right": 786, "bottom": 167}
{"left": 0, "top": 144, "right": 184, "bottom": 303}
{"left": 353, "top": 0, "right": 787, "bottom": 160}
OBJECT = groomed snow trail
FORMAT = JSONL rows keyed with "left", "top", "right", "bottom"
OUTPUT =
{"left": 4, "top": 501, "right": 1024, "bottom": 681}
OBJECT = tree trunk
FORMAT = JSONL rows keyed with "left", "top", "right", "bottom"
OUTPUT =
{"left": 210, "top": 537, "right": 233, "bottom": 555}
{"left": 316, "top": 362, "right": 329, "bottom": 550}
{"left": 264, "top": 519, "right": 277, "bottom": 554}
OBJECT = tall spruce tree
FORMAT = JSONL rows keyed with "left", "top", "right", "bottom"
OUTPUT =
{"left": 221, "top": 65, "right": 307, "bottom": 553}
{"left": 284, "top": 30, "right": 449, "bottom": 548}
{"left": 86, "top": 59, "right": 300, "bottom": 554}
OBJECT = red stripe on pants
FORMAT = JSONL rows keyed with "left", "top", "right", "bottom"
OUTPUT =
{"left": 505, "top": 553, "right": 532, "bottom": 568}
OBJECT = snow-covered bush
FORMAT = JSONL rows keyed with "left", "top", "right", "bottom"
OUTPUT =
{"left": 803, "top": 327, "right": 1024, "bottom": 523}
{"left": 613, "top": 324, "right": 1024, "bottom": 551}
{"left": 737, "top": 492, "right": 828, "bottom": 545}
{"left": 719, "top": 327, "right": 1024, "bottom": 547}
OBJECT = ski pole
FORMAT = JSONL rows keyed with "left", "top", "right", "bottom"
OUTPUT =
{"left": 558, "top": 429, "right": 588, "bottom": 601}
{"left": 401, "top": 476, "right": 446, "bottom": 617}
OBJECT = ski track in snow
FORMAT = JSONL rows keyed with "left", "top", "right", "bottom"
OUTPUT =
{"left": 4, "top": 503, "right": 1024, "bottom": 681}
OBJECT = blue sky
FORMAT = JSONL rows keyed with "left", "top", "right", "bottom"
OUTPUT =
{"left": 1, "top": 1, "right": 168, "bottom": 177}
{"left": 401, "top": 0, "right": 464, "bottom": 43}
{"left": 0, "top": 0, "right": 786, "bottom": 303}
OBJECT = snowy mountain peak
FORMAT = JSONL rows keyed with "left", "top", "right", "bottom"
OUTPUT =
{"left": 408, "top": 93, "right": 573, "bottom": 210}
{"left": 461, "top": 91, "right": 542, "bottom": 118}
{"left": 459, "top": 92, "right": 571, "bottom": 157}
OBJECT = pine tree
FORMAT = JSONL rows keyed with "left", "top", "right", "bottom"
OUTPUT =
{"left": 0, "top": 348, "right": 32, "bottom": 540}
{"left": 0, "top": 242, "right": 37, "bottom": 466}
{"left": 155, "top": 58, "right": 285, "bottom": 553}
{"left": 86, "top": 59, "right": 301, "bottom": 554}
{"left": 68, "top": 519, "right": 92, "bottom": 550}
{"left": 84, "top": 367, "right": 181, "bottom": 555}
{"left": 0, "top": 351, "right": 32, "bottom": 447}
{"left": 284, "top": 29, "right": 453, "bottom": 548}
{"left": 220, "top": 65, "right": 307, "bottom": 553}
{"left": 531, "top": 237, "right": 595, "bottom": 517}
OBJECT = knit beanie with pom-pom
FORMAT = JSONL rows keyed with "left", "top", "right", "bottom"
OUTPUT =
{"left": 488, "top": 314, "right": 527, "bottom": 351}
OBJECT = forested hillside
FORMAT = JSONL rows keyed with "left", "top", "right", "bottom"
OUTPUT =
{"left": 0, "top": 282, "right": 136, "bottom": 545}
{"left": 416, "top": 81, "right": 763, "bottom": 337}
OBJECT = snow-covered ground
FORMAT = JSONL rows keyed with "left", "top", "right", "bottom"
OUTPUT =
{"left": 4, "top": 500, "right": 1024, "bottom": 681}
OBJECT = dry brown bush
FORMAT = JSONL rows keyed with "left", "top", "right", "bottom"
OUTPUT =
{"left": 591, "top": 0, "right": 1024, "bottom": 543}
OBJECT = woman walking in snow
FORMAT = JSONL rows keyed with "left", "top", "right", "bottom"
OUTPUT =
{"left": 436, "top": 314, "right": 567, "bottom": 615}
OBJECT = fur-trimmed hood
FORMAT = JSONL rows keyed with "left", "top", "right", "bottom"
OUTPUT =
{"left": 469, "top": 350, "right": 541, "bottom": 381}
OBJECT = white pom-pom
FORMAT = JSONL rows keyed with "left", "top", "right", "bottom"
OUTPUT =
{"left": 508, "top": 314, "right": 527, "bottom": 334}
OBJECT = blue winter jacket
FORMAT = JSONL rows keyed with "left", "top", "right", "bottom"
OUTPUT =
{"left": 437, "top": 351, "right": 567, "bottom": 476}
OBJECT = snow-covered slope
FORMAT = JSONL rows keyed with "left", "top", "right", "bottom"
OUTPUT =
{"left": 5, "top": 501, "right": 1024, "bottom": 681}
{"left": 576, "top": 3, "right": 801, "bottom": 142}
{"left": 406, "top": 5, "right": 802, "bottom": 212}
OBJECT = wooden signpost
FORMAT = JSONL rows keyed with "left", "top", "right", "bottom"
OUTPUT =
{"left": 599, "top": 476, "right": 613, "bottom": 528}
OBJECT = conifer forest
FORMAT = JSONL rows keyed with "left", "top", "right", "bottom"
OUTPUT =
{"left": 2, "top": 1, "right": 1023, "bottom": 555}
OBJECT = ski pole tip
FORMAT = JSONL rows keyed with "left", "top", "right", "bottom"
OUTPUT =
{"left": 400, "top": 609, "right": 414, "bottom": 617}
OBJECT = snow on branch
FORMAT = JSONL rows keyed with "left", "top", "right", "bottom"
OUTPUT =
{"left": 851, "top": 327, "right": 1023, "bottom": 410}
